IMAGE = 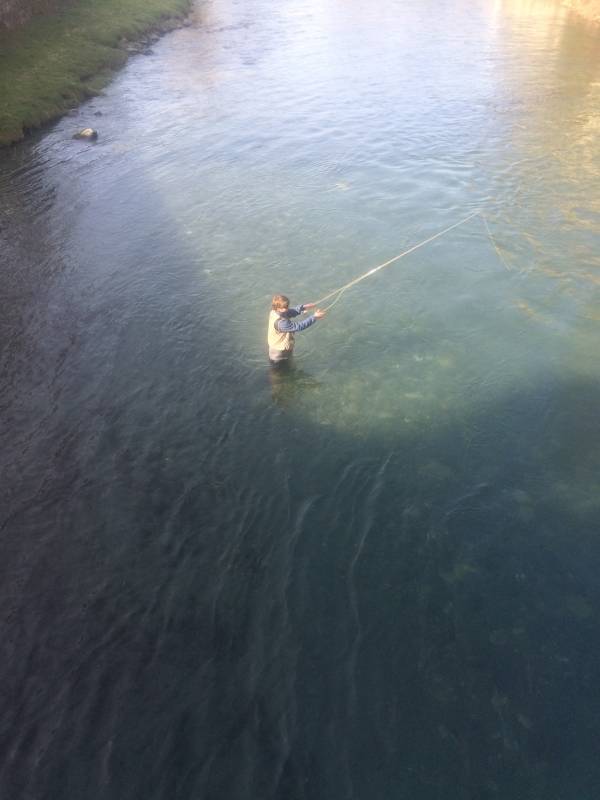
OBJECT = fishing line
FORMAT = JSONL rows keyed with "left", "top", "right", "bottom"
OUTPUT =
{"left": 480, "top": 212, "right": 512, "bottom": 272}
{"left": 315, "top": 209, "right": 510, "bottom": 312}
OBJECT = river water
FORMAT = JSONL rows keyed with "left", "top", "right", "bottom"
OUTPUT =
{"left": 2, "top": 0, "right": 600, "bottom": 797}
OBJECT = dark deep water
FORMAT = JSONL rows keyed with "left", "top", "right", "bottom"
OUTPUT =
{"left": 2, "top": 0, "right": 600, "bottom": 797}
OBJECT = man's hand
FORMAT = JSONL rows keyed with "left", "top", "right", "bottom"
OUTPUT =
{"left": 314, "top": 308, "right": 326, "bottom": 319}
{"left": 303, "top": 302, "right": 316, "bottom": 310}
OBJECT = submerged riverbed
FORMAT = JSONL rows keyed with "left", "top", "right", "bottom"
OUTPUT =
{"left": 2, "top": 0, "right": 600, "bottom": 797}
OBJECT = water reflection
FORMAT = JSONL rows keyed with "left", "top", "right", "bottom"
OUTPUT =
{"left": 268, "top": 360, "right": 322, "bottom": 409}
{"left": 492, "top": 0, "right": 569, "bottom": 23}
{"left": 2, "top": 0, "right": 600, "bottom": 797}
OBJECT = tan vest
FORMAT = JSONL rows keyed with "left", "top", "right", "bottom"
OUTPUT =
{"left": 267, "top": 310, "right": 294, "bottom": 351}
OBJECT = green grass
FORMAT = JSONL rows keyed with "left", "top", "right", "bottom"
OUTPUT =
{"left": 0, "top": 0, "right": 192, "bottom": 145}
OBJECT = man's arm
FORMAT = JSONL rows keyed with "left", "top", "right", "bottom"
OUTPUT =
{"left": 276, "top": 314, "right": 318, "bottom": 333}
{"left": 287, "top": 303, "right": 316, "bottom": 317}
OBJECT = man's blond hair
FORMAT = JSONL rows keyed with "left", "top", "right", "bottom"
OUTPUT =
{"left": 272, "top": 294, "right": 290, "bottom": 311}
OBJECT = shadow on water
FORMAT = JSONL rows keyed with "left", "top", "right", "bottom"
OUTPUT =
{"left": 2, "top": 306, "right": 600, "bottom": 800}
{"left": 1, "top": 154, "right": 599, "bottom": 800}
{"left": 2, "top": 13, "right": 600, "bottom": 792}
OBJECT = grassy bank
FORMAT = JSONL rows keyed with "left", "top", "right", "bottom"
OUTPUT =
{"left": 0, "top": 0, "right": 192, "bottom": 146}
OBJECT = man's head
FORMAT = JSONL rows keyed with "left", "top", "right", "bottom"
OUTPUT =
{"left": 272, "top": 294, "right": 290, "bottom": 312}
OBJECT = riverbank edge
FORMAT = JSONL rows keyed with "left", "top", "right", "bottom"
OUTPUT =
{"left": 0, "top": 0, "right": 194, "bottom": 146}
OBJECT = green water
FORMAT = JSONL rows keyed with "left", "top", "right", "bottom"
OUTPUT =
{"left": 1, "top": 0, "right": 600, "bottom": 797}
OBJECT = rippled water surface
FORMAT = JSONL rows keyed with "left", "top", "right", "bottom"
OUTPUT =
{"left": 2, "top": 0, "right": 600, "bottom": 797}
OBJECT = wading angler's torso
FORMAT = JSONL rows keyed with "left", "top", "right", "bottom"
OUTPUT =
{"left": 267, "top": 310, "right": 294, "bottom": 352}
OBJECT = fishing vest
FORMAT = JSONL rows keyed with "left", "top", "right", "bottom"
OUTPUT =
{"left": 267, "top": 310, "right": 294, "bottom": 351}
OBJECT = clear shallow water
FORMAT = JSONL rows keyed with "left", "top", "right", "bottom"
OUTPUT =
{"left": 2, "top": 0, "right": 600, "bottom": 797}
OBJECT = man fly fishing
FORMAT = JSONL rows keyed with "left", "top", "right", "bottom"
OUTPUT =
{"left": 265, "top": 212, "right": 500, "bottom": 366}
{"left": 267, "top": 294, "right": 326, "bottom": 365}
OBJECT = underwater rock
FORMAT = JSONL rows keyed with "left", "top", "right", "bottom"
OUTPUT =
{"left": 565, "top": 594, "right": 592, "bottom": 619}
{"left": 517, "top": 713, "right": 533, "bottom": 730}
{"left": 441, "top": 562, "right": 478, "bottom": 584}
{"left": 73, "top": 128, "right": 98, "bottom": 140}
